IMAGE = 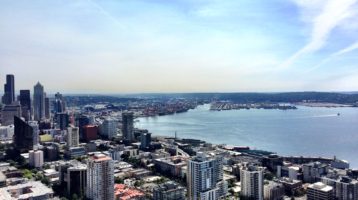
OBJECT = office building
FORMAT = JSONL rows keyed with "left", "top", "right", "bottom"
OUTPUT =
{"left": 240, "top": 164, "right": 265, "bottom": 200}
{"left": 29, "top": 150, "right": 44, "bottom": 168}
{"left": 55, "top": 113, "right": 69, "bottom": 130}
{"left": 13, "top": 116, "right": 34, "bottom": 152}
{"left": 45, "top": 97, "right": 50, "bottom": 119}
{"left": 100, "top": 118, "right": 117, "bottom": 139}
{"left": 75, "top": 115, "right": 90, "bottom": 140}
{"left": 19, "top": 90, "right": 31, "bottom": 120}
{"left": 86, "top": 153, "right": 114, "bottom": 200}
{"left": 67, "top": 127, "right": 79, "bottom": 147}
{"left": 321, "top": 176, "right": 358, "bottom": 200}
{"left": 140, "top": 132, "right": 151, "bottom": 150}
{"left": 83, "top": 125, "right": 98, "bottom": 142}
{"left": 66, "top": 147, "right": 86, "bottom": 159}
{"left": 303, "top": 162, "right": 328, "bottom": 183}
{"left": 54, "top": 92, "right": 66, "bottom": 113}
{"left": 28, "top": 121, "right": 39, "bottom": 147}
{"left": 153, "top": 181, "right": 186, "bottom": 200}
{"left": 1, "top": 74, "right": 15, "bottom": 105}
{"left": 1, "top": 102, "right": 21, "bottom": 125}
{"left": 33, "top": 82, "right": 45, "bottom": 121}
{"left": 66, "top": 162, "right": 87, "bottom": 197}
{"left": 307, "top": 182, "right": 334, "bottom": 200}
{"left": 187, "top": 152, "right": 228, "bottom": 200}
{"left": 122, "top": 112, "right": 134, "bottom": 141}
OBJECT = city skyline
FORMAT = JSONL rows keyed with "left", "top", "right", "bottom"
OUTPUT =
{"left": 1, "top": 0, "right": 358, "bottom": 93}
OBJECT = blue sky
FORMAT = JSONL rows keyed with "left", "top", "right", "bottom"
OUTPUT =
{"left": 1, "top": 0, "right": 358, "bottom": 93}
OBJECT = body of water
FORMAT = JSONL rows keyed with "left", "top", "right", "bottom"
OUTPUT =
{"left": 137, "top": 104, "right": 358, "bottom": 167}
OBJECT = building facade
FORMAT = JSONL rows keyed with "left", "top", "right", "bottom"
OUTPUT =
{"left": 86, "top": 153, "right": 114, "bottom": 200}
{"left": 187, "top": 152, "right": 227, "bottom": 200}
{"left": 240, "top": 164, "right": 265, "bottom": 200}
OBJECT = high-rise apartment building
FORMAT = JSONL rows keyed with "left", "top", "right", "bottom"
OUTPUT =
{"left": 187, "top": 152, "right": 227, "bottom": 200}
{"left": 240, "top": 164, "right": 265, "bottom": 200}
{"left": 2, "top": 74, "right": 15, "bottom": 105}
{"left": 86, "top": 153, "right": 114, "bottom": 200}
{"left": 122, "top": 112, "right": 134, "bottom": 141}
{"left": 321, "top": 176, "right": 358, "bottom": 200}
{"left": 33, "top": 82, "right": 45, "bottom": 121}
{"left": 29, "top": 150, "right": 44, "bottom": 168}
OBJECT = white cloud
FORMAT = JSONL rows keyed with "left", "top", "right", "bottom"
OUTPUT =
{"left": 306, "top": 41, "right": 358, "bottom": 72}
{"left": 279, "top": 0, "right": 358, "bottom": 69}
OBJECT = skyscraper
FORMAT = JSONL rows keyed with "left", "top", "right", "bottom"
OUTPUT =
{"left": 45, "top": 97, "right": 50, "bottom": 119}
{"left": 19, "top": 90, "right": 32, "bottom": 120}
{"left": 2, "top": 74, "right": 15, "bottom": 105}
{"left": 86, "top": 153, "right": 114, "bottom": 200}
{"left": 122, "top": 112, "right": 134, "bottom": 142}
{"left": 240, "top": 164, "right": 265, "bottom": 200}
{"left": 33, "top": 82, "right": 45, "bottom": 121}
{"left": 14, "top": 116, "right": 34, "bottom": 152}
{"left": 67, "top": 127, "right": 79, "bottom": 148}
{"left": 187, "top": 152, "right": 227, "bottom": 200}
{"left": 54, "top": 92, "right": 66, "bottom": 113}
{"left": 99, "top": 118, "right": 117, "bottom": 139}
{"left": 1, "top": 102, "right": 22, "bottom": 125}
{"left": 140, "top": 132, "right": 151, "bottom": 150}
{"left": 28, "top": 121, "right": 39, "bottom": 147}
{"left": 55, "top": 113, "right": 69, "bottom": 130}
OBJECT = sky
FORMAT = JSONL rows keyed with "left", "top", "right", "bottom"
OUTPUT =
{"left": 1, "top": 0, "right": 358, "bottom": 93}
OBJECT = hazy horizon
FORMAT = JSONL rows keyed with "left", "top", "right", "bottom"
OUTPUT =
{"left": 1, "top": 0, "right": 358, "bottom": 93}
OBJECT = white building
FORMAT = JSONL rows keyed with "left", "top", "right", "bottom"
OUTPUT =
{"left": 0, "top": 125, "right": 14, "bottom": 141}
{"left": 100, "top": 118, "right": 117, "bottom": 139}
{"left": 67, "top": 126, "right": 79, "bottom": 147}
{"left": 307, "top": 182, "right": 334, "bottom": 200}
{"left": 187, "top": 152, "right": 228, "bottom": 200}
{"left": 29, "top": 150, "right": 44, "bottom": 168}
{"left": 86, "top": 153, "right": 114, "bottom": 200}
{"left": 264, "top": 181, "right": 285, "bottom": 200}
{"left": 240, "top": 164, "right": 265, "bottom": 200}
{"left": 321, "top": 176, "right": 358, "bottom": 200}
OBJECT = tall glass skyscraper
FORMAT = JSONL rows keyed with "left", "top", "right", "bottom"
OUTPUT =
{"left": 2, "top": 74, "right": 15, "bottom": 105}
{"left": 33, "top": 82, "right": 45, "bottom": 121}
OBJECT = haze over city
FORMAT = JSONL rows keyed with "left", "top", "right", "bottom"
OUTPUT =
{"left": 1, "top": 0, "right": 358, "bottom": 93}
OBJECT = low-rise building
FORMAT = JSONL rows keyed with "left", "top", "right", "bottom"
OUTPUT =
{"left": 154, "top": 156, "right": 187, "bottom": 177}
{"left": 153, "top": 181, "right": 186, "bottom": 200}
{"left": 307, "top": 182, "right": 334, "bottom": 200}
{"left": 0, "top": 181, "right": 54, "bottom": 199}
{"left": 114, "top": 184, "right": 145, "bottom": 200}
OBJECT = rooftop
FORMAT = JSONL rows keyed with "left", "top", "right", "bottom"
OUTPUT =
{"left": 0, "top": 181, "right": 53, "bottom": 199}
{"left": 309, "top": 182, "right": 333, "bottom": 192}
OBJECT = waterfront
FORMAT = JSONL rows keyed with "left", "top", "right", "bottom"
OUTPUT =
{"left": 138, "top": 104, "right": 358, "bottom": 168}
